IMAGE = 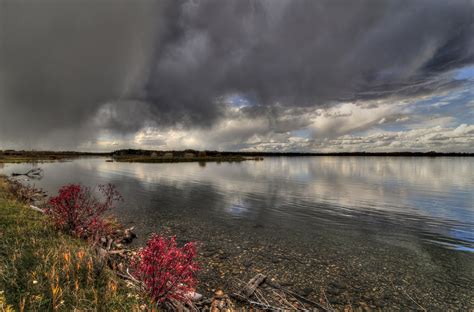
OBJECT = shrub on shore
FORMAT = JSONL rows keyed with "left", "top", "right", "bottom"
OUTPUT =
{"left": 45, "top": 184, "right": 122, "bottom": 240}
{"left": 0, "top": 177, "right": 145, "bottom": 310}
{"left": 132, "top": 234, "right": 199, "bottom": 304}
{"left": 2, "top": 177, "right": 201, "bottom": 309}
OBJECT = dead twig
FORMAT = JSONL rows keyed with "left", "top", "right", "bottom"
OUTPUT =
{"left": 388, "top": 278, "right": 426, "bottom": 312}
{"left": 266, "top": 281, "right": 335, "bottom": 312}
{"left": 399, "top": 285, "right": 427, "bottom": 311}
{"left": 232, "top": 292, "right": 285, "bottom": 311}
{"left": 271, "top": 288, "right": 302, "bottom": 311}
{"left": 322, "top": 289, "right": 334, "bottom": 311}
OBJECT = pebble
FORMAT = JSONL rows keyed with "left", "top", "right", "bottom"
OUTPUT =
{"left": 214, "top": 289, "right": 224, "bottom": 299}
{"left": 271, "top": 257, "right": 280, "bottom": 264}
{"left": 203, "top": 251, "right": 216, "bottom": 257}
{"left": 219, "top": 253, "right": 229, "bottom": 260}
{"left": 299, "top": 287, "right": 313, "bottom": 297}
{"left": 327, "top": 286, "right": 341, "bottom": 295}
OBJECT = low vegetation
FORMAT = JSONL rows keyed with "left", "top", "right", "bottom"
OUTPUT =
{"left": 0, "top": 177, "right": 145, "bottom": 311}
{"left": 111, "top": 149, "right": 264, "bottom": 163}
{"left": 113, "top": 155, "right": 250, "bottom": 163}
{"left": 45, "top": 184, "right": 122, "bottom": 241}
{"left": 0, "top": 176, "right": 201, "bottom": 310}
{"left": 131, "top": 235, "right": 199, "bottom": 304}
{"left": 1, "top": 149, "right": 472, "bottom": 165}
{"left": 0, "top": 151, "right": 108, "bottom": 163}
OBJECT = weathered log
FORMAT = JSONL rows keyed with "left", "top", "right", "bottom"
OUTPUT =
{"left": 241, "top": 273, "right": 266, "bottom": 298}
{"left": 29, "top": 205, "right": 45, "bottom": 213}
{"left": 12, "top": 168, "right": 43, "bottom": 179}
{"left": 121, "top": 227, "right": 137, "bottom": 244}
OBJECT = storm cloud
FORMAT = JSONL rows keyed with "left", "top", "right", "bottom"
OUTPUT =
{"left": 0, "top": 0, "right": 473, "bottom": 149}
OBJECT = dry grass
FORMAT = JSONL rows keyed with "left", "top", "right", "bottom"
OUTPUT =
{"left": 0, "top": 176, "right": 151, "bottom": 311}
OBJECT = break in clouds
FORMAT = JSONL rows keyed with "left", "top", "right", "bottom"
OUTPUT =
{"left": 0, "top": 0, "right": 473, "bottom": 151}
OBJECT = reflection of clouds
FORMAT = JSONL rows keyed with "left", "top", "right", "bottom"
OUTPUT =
{"left": 5, "top": 157, "right": 471, "bottom": 251}
{"left": 94, "top": 157, "right": 473, "bottom": 225}
{"left": 225, "top": 195, "right": 249, "bottom": 217}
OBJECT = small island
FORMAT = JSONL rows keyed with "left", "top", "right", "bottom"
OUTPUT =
{"left": 111, "top": 149, "right": 264, "bottom": 163}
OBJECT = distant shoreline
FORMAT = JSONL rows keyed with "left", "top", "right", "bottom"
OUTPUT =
{"left": 0, "top": 149, "right": 473, "bottom": 163}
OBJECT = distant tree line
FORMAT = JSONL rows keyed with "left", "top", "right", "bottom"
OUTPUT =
{"left": 1, "top": 149, "right": 473, "bottom": 158}
{"left": 111, "top": 149, "right": 474, "bottom": 157}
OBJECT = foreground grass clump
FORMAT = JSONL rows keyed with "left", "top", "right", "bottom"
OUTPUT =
{"left": 0, "top": 178, "right": 145, "bottom": 311}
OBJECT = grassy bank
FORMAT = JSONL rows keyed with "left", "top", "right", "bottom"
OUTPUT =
{"left": 0, "top": 151, "right": 110, "bottom": 163}
{"left": 0, "top": 155, "right": 68, "bottom": 163}
{"left": 0, "top": 177, "right": 145, "bottom": 311}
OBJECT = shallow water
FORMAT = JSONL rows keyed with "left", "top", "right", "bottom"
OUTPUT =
{"left": 2, "top": 157, "right": 473, "bottom": 309}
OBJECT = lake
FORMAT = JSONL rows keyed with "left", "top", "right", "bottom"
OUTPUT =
{"left": 1, "top": 157, "right": 473, "bottom": 310}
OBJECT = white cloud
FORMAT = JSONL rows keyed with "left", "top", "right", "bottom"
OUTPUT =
{"left": 89, "top": 90, "right": 474, "bottom": 153}
{"left": 311, "top": 124, "right": 474, "bottom": 152}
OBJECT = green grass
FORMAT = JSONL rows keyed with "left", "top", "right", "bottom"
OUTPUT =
{"left": 0, "top": 177, "right": 147, "bottom": 311}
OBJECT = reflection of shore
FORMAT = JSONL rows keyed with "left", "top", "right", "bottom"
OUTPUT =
{"left": 3, "top": 157, "right": 472, "bottom": 256}
{"left": 99, "top": 157, "right": 473, "bottom": 224}
{"left": 256, "top": 157, "right": 474, "bottom": 190}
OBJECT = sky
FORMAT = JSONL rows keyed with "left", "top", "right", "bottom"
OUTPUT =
{"left": 0, "top": 0, "right": 473, "bottom": 152}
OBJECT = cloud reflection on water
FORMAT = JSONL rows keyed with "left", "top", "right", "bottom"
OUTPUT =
{"left": 2, "top": 157, "right": 473, "bottom": 251}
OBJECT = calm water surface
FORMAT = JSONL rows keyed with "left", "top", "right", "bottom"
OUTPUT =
{"left": 1, "top": 157, "right": 473, "bottom": 309}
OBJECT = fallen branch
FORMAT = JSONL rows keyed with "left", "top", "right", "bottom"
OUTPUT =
{"left": 107, "top": 249, "right": 127, "bottom": 255}
{"left": 30, "top": 205, "right": 45, "bottom": 213}
{"left": 241, "top": 273, "right": 266, "bottom": 298}
{"left": 232, "top": 292, "right": 284, "bottom": 311}
{"left": 11, "top": 168, "right": 43, "bottom": 179}
{"left": 266, "top": 281, "right": 335, "bottom": 312}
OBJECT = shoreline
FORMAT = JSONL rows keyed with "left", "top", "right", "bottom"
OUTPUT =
{"left": 0, "top": 175, "right": 332, "bottom": 311}
{"left": 1, "top": 149, "right": 473, "bottom": 165}
{"left": 0, "top": 176, "right": 147, "bottom": 310}
{"left": 1, "top": 166, "right": 473, "bottom": 311}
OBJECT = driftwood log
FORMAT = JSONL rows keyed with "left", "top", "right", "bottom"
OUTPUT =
{"left": 30, "top": 205, "right": 45, "bottom": 213}
{"left": 241, "top": 273, "right": 266, "bottom": 298}
{"left": 11, "top": 168, "right": 43, "bottom": 179}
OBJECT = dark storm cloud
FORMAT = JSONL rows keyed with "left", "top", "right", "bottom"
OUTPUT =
{"left": 1, "top": 0, "right": 473, "bottom": 148}
{"left": 0, "top": 0, "right": 161, "bottom": 146}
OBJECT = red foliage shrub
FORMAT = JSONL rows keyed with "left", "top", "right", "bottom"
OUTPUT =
{"left": 132, "top": 234, "right": 199, "bottom": 304}
{"left": 45, "top": 184, "right": 122, "bottom": 239}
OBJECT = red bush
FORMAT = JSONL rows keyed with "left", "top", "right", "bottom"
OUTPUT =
{"left": 45, "top": 184, "right": 122, "bottom": 239}
{"left": 132, "top": 234, "right": 199, "bottom": 304}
